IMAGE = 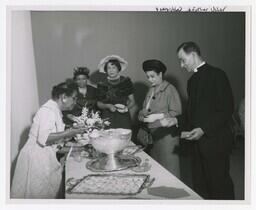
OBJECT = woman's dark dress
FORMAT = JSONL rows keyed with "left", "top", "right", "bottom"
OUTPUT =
{"left": 62, "top": 85, "right": 98, "bottom": 126}
{"left": 97, "top": 76, "right": 134, "bottom": 129}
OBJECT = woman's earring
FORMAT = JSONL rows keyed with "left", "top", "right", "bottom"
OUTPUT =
{"left": 62, "top": 98, "right": 67, "bottom": 103}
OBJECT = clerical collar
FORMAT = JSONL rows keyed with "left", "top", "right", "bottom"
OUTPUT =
{"left": 193, "top": 61, "right": 206, "bottom": 73}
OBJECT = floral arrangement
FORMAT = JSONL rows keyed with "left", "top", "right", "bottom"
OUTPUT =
{"left": 73, "top": 106, "right": 110, "bottom": 132}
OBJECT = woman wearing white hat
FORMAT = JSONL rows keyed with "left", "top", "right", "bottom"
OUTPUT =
{"left": 97, "top": 55, "right": 135, "bottom": 129}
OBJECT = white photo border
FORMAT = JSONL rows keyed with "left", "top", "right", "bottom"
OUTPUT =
{"left": 1, "top": 1, "right": 255, "bottom": 210}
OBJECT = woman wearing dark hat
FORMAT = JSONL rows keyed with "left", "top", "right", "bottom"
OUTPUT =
{"left": 138, "top": 59, "right": 182, "bottom": 178}
{"left": 96, "top": 55, "right": 135, "bottom": 129}
{"left": 62, "top": 67, "right": 98, "bottom": 126}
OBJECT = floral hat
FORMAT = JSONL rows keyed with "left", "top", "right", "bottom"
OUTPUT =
{"left": 98, "top": 55, "right": 128, "bottom": 73}
{"left": 73, "top": 66, "right": 90, "bottom": 79}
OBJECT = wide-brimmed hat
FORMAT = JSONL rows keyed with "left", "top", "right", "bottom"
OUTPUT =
{"left": 142, "top": 59, "right": 167, "bottom": 74}
{"left": 98, "top": 55, "right": 128, "bottom": 73}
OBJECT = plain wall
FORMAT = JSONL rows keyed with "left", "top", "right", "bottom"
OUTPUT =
{"left": 31, "top": 11, "right": 245, "bottom": 119}
{"left": 10, "top": 11, "right": 39, "bottom": 184}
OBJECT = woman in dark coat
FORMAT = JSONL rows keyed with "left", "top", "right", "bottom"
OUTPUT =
{"left": 63, "top": 67, "right": 98, "bottom": 126}
{"left": 96, "top": 55, "right": 135, "bottom": 129}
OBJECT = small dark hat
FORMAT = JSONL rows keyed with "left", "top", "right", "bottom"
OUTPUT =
{"left": 73, "top": 66, "right": 90, "bottom": 79}
{"left": 142, "top": 59, "right": 167, "bottom": 74}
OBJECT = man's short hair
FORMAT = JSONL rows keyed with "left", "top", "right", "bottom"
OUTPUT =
{"left": 177, "top": 41, "right": 201, "bottom": 56}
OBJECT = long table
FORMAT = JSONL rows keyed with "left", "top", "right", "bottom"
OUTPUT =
{"left": 64, "top": 146, "right": 202, "bottom": 200}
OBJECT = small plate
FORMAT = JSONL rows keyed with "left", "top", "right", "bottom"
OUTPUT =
{"left": 115, "top": 104, "right": 128, "bottom": 113}
{"left": 121, "top": 145, "right": 144, "bottom": 156}
{"left": 117, "top": 108, "right": 128, "bottom": 113}
{"left": 114, "top": 104, "right": 126, "bottom": 109}
{"left": 131, "top": 163, "right": 152, "bottom": 173}
{"left": 180, "top": 131, "right": 191, "bottom": 139}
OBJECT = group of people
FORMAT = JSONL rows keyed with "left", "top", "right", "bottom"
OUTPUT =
{"left": 11, "top": 41, "right": 235, "bottom": 200}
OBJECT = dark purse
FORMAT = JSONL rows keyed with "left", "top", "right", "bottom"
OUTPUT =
{"left": 136, "top": 124, "right": 153, "bottom": 147}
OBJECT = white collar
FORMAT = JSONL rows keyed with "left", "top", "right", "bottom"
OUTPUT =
{"left": 194, "top": 61, "right": 206, "bottom": 72}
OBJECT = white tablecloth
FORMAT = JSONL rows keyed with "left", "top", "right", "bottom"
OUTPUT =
{"left": 65, "top": 147, "right": 202, "bottom": 200}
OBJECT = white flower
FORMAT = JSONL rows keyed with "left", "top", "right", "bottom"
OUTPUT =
{"left": 75, "top": 106, "right": 111, "bottom": 131}
{"left": 86, "top": 118, "right": 97, "bottom": 126}
{"left": 73, "top": 117, "right": 85, "bottom": 125}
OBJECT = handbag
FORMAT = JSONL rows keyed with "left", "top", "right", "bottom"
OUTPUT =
{"left": 136, "top": 124, "right": 153, "bottom": 147}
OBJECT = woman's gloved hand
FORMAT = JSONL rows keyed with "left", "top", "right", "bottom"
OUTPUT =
{"left": 107, "top": 104, "right": 117, "bottom": 112}
{"left": 143, "top": 113, "right": 164, "bottom": 123}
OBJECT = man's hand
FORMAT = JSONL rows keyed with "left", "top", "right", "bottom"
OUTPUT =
{"left": 184, "top": 128, "right": 204, "bottom": 140}
{"left": 160, "top": 117, "right": 178, "bottom": 127}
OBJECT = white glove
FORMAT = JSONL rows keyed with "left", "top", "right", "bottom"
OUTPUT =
{"left": 144, "top": 113, "right": 164, "bottom": 123}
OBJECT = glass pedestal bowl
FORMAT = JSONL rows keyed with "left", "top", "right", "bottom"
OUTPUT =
{"left": 89, "top": 128, "right": 133, "bottom": 171}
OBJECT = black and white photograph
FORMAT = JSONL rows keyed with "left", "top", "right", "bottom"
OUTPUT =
{"left": 1, "top": 0, "right": 256, "bottom": 209}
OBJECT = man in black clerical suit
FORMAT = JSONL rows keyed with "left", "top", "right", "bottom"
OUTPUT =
{"left": 161, "top": 42, "right": 235, "bottom": 199}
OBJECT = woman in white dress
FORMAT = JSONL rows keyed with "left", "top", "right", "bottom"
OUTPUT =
{"left": 11, "top": 82, "right": 87, "bottom": 199}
